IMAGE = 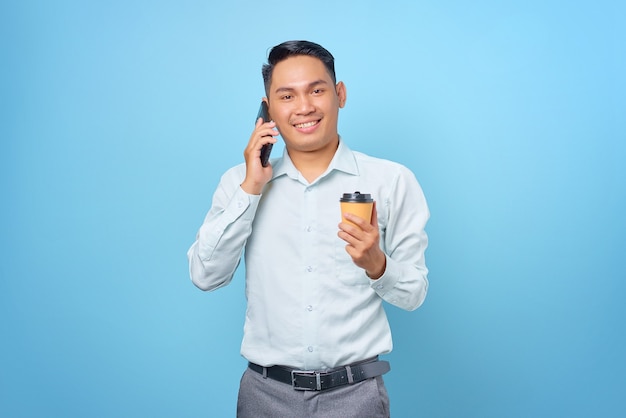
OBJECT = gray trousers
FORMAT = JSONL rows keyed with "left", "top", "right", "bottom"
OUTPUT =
{"left": 236, "top": 367, "right": 390, "bottom": 418}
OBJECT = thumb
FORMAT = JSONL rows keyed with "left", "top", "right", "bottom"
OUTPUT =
{"left": 370, "top": 201, "right": 379, "bottom": 227}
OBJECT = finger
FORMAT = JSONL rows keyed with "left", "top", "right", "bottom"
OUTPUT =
{"left": 257, "top": 125, "right": 279, "bottom": 141}
{"left": 337, "top": 229, "right": 360, "bottom": 245}
{"left": 342, "top": 212, "right": 371, "bottom": 231}
{"left": 370, "top": 201, "right": 379, "bottom": 228}
{"left": 248, "top": 125, "right": 278, "bottom": 152}
{"left": 255, "top": 120, "right": 276, "bottom": 133}
{"left": 337, "top": 220, "right": 361, "bottom": 240}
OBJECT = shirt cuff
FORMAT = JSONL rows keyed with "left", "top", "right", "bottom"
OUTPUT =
{"left": 235, "top": 186, "right": 262, "bottom": 221}
{"left": 197, "top": 187, "right": 261, "bottom": 261}
{"left": 369, "top": 255, "right": 400, "bottom": 297}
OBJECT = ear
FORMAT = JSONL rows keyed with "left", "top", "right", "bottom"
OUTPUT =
{"left": 336, "top": 81, "right": 347, "bottom": 108}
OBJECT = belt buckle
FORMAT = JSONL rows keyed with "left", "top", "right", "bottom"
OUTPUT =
{"left": 291, "top": 370, "right": 322, "bottom": 391}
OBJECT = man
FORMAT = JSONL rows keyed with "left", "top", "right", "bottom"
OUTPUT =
{"left": 187, "top": 40, "right": 429, "bottom": 417}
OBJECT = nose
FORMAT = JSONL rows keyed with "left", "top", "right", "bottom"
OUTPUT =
{"left": 295, "top": 95, "right": 315, "bottom": 115}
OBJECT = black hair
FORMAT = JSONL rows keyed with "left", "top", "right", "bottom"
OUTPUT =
{"left": 262, "top": 40, "right": 336, "bottom": 95}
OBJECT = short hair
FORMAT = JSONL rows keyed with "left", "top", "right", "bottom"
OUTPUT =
{"left": 262, "top": 40, "right": 336, "bottom": 95}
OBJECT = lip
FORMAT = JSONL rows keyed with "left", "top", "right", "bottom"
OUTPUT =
{"left": 292, "top": 119, "right": 321, "bottom": 133}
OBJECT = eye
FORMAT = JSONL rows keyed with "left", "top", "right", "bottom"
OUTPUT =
{"left": 280, "top": 94, "right": 293, "bottom": 100}
{"left": 312, "top": 89, "right": 324, "bottom": 95}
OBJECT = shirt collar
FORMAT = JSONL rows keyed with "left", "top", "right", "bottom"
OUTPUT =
{"left": 271, "top": 137, "right": 359, "bottom": 182}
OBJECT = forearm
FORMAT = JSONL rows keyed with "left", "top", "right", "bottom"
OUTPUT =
{"left": 370, "top": 165, "right": 430, "bottom": 310}
{"left": 370, "top": 253, "right": 429, "bottom": 311}
{"left": 188, "top": 184, "right": 260, "bottom": 291}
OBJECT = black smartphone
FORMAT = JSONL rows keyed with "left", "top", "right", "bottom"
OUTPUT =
{"left": 256, "top": 101, "right": 273, "bottom": 167}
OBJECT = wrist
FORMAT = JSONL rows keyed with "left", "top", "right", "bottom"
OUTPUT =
{"left": 366, "top": 255, "right": 386, "bottom": 280}
{"left": 240, "top": 179, "right": 263, "bottom": 195}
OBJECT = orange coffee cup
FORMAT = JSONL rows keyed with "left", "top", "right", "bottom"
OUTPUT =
{"left": 340, "top": 191, "right": 374, "bottom": 228}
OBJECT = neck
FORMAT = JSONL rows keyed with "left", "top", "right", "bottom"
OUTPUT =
{"left": 288, "top": 138, "right": 339, "bottom": 183}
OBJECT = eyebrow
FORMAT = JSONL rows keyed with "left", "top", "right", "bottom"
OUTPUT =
{"left": 274, "top": 79, "right": 329, "bottom": 95}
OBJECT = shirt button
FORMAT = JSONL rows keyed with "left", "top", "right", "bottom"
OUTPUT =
{"left": 306, "top": 305, "right": 313, "bottom": 311}
{"left": 306, "top": 266, "right": 313, "bottom": 272}
{"left": 376, "top": 284, "right": 384, "bottom": 290}
{"left": 306, "top": 226, "right": 312, "bottom": 232}
{"left": 308, "top": 346, "right": 314, "bottom": 352}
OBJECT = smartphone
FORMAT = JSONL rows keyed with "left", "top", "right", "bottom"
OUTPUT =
{"left": 256, "top": 101, "right": 273, "bottom": 167}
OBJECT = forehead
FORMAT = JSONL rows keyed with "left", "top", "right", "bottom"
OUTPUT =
{"left": 270, "top": 55, "right": 333, "bottom": 89}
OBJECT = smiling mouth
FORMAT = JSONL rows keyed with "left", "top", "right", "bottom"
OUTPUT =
{"left": 294, "top": 120, "right": 319, "bottom": 129}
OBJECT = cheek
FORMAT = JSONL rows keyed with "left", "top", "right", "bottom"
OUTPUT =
{"left": 273, "top": 112, "right": 290, "bottom": 128}
{"left": 269, "top": 106, "right": 290, "bottom": 124}
{"left": 273, "top": 119, "right": 291, "bottom": 138}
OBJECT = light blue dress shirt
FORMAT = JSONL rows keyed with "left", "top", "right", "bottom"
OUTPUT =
{"left": 188, "top": 140, "right": 429, "bottom": 370}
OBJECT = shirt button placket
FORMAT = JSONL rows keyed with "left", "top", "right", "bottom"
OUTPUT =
{"left": 302, "top": 185, "right": 318, "bottom": 364}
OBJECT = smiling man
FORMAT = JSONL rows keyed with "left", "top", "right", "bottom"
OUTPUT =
{"left": 188, "top": 40, "right": 430, "bottom": 417}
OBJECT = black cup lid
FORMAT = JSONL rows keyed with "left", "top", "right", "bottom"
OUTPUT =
{"left": 340, "top": 191, "right": 373, "bottom": 202}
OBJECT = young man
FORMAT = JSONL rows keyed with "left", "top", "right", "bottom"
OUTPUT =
{"left": 187, "top": 40, "right": 429, "bottom": 417}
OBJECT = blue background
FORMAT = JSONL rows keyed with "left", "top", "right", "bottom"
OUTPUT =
{"left": 2, "top": 1, "right": 624, "bottom": 417}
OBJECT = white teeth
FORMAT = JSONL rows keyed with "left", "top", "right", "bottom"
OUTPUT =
{"left": 295, "top": 121, "right": 317, "bottom": 128}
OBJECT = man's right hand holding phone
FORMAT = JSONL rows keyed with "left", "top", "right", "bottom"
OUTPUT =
{"left": 241, "top": 115, "right": 278, "bottom": 195}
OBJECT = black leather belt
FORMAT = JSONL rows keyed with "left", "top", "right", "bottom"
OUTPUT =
{"left": 248, "top": 358, "right": 390, "bottom": 391}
